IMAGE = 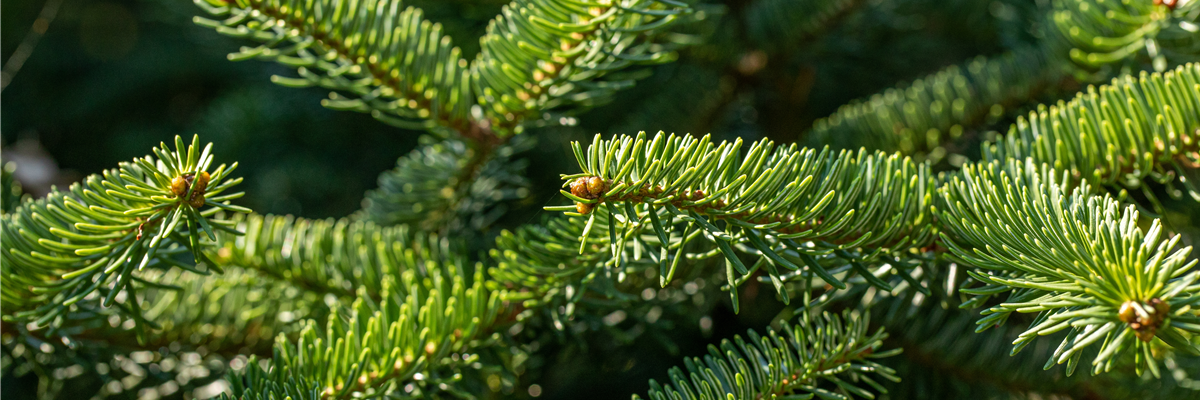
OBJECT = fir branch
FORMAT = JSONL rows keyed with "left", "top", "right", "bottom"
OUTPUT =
{"left": 360, "top": 135, "right": 531, "bottom": 233}
{"left": 547, "top": 131, "right": 936, "bottom": 311}
{"left": 2, "top": 268, "right": 319, "bottom": 359}
{"left": 1054, "top": 0, "right": 1200, "bottom": 71}
{"left": 472, "top": 0, "right": 691, "bottom": 135}
{"left": 193, "top": 0, "right": 694, "bottom": 139}
{"left": 984, "top": 62, "right": 1200, "bottom": 205}
{"left": 192, "top": 0, "right": 481, "bottom": 139}
{"left": 136, "top": 268, "right": 324, "bottom": 355}
{"left": 806, "top": 46, "right": 1068, "bottom": 157}
{"left": 883, "top": 300, "right": 1104, "bottom": 399}
{"left": 219, "top": 261, "right": 502, "bottom": 398}
{"left": 0, "top": 135, "right": 248, "bottom": 332}
{"left": 208, "top": 212, "right": 506, "bottom": 398}
{"left": 221, "top": 356, "right": 324, "bottom": 400}
{"left": 836, "top": 261, "right": 1105, "bottom": 398}
{"left": 211, "top": 213, "right": 460, "bottom": 300}
{"left": 867, "top": 263, "right": 1200, "bottom": 399}
{"left": 937, "top": 158, "right": 1200, "bottom": 377}
{"left": 635, "top": 310, "right": 899, "bottom": 400}
{"left": 489, "top": 211, "right": 624, "bottom": 308}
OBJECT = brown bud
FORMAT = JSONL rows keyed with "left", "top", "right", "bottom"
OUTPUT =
{"left": 171, "top": 175, "right": 188, "bottom": 197}
{"left": 570, "top": 178, "right": 589, "bottom": 198}
{"left": 1150, "top": 298, "right": 1170, "bottom": 316}
{"left": 195, "top": 171, "right": 211, "bottom": 191}
{"left": 1118, "top": 301, "right": 1136, "bottom": 323}
{"left": 171, "top": 171, "right": 210, "bottom": 207}
{"left": 576, "top": 202, "right": 594, "bottom": 215}
{"left": 586, "top": 176, "right": 606, "bottom": 197}
{"left": 571, "top": 176, "right": 606, "bottom": 199}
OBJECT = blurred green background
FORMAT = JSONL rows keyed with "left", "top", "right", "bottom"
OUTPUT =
{"left": 2, "top": 0, "right": 1063, "bottom": 398}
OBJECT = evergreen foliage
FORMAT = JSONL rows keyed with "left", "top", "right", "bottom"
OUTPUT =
{"left": 194, "top": 0, "right": 691, "bottom": 137}
{"left": 985, "top": 63, "right": 1200, "bottom": 204}
{"left": 548, "top": 132, "right": 935, "bottom": 311}
{"left": 5, "top": 0, "right": 1200, "bottom": 399}
{"left": 135, "top": 268, "right": 322, "bottom": 354}
{"left": 471, "top": 0, "right": 690, "bottom": 135}
{"left": 193, "top": 0, "right": 478, "bottom": 135}
{"left": 807, "top": 46, "right": 1067, "bottom": 157}
{"left": 212, "top": 213, "right": 458, "bottom": 298}
{"left": 211, "top": 213, "right": 503, "bottom": 397}
{"left": 637, "top": 311, "right": 898, "bottom": 400}
{"left": 938, "top": 158, "right": 1200, "bottom": 376}
{"left": 1054, "top": 0, "right": 1200, "bottom": 71}
{"left": 1, "top": 136, "right": 248, "bottom": 333}
{"left": 360, "top": 135, "right": 532, "bottom": 233}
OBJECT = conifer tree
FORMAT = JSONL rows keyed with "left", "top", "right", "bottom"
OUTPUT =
{"left": 3, "top": 0, "right": 1200, "bottom": 399}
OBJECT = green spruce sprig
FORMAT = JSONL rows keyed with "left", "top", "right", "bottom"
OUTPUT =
{"left": 193, "top": 0, "right": 477, "bottom": 136}
{"left": 636, "top": 311, "right": 900, "bottom": 400}
{"left": 473, "top": 0, "right": 691, "bottom": 135}
{"left": 807, "top": 46, "right": 1066, "bottom": 156}
{"left": 361, "top": 135, "right": 532, "bottom": 233}
{"left": 212, "top": 213, "right": 456, "bottom": 300}
{"left": 1054, "top": 0, "right": 1199, "bottom": 71}
{"left": 228, "top": 267, "right": 500, "bottom": 398}
{"left": 1, "top": 135, "right": 248, "bottom": 331}
{"left": 938, "top": 158, "right": 1200, "bottom": 377}
{"left": 985, "top": 63, "right": 1200, "bottom": 207}
{"left": 193, "top": 0, "right": 693, "bottom": 138}
{"left": 550, "top": 131, "right": 936, "bottom": 311}
{"left": 209, "top": 213, "right": 502, "bottom": 397}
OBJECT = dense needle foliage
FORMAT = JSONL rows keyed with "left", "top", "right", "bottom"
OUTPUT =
{"left": 3, "top": 0, "right": 1200, "bottom": 399}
